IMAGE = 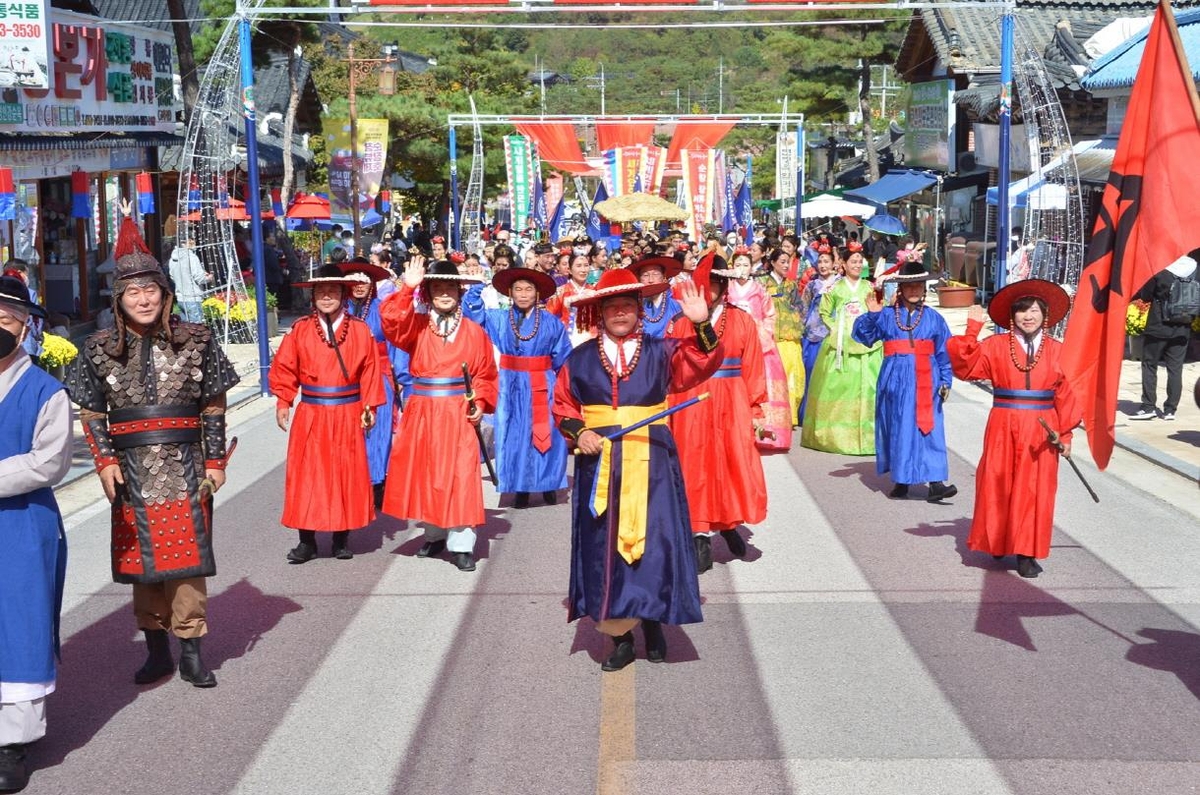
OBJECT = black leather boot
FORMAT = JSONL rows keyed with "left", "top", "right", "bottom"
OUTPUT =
{"left": 287, "top": 530, "right": 318, "bottom": 564}
{"left": 0, "top": 745, "right": 28, "bottom": 793}
{"left": 133, "top": 629, "right": 174, "bottom": 685}
{"left": 372, "top": 482, "right": 385, "bottom": 511}
{"left": 693, "top": 534, "right": 713, "bottom": 574}
{"left": 926, "top": 481, "right": 959, "bottom": 502}
{"left": 721, "top": 528, "right": 747, "bottom": 558}
{"left": 178, "top": 637, "right": 217, "bottom": 688}
{"left": 542, "top": 490, "right": 558, "bottom": 505}
{"left": 642, "top": 620, "right": 667, "bottom": 663}
{"left": 513, "top": 492, "right": 530, "bottom": 509}
{"left": 601, "top": 631, "right": 636, "bottom": 672}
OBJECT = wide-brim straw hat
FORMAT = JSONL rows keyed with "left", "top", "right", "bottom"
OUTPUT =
{"left": 492, "top": 267, "right": 556, "bottom": 302}
{"left": 422, "top": 259, "right": 486, "bottom": 284}
{"left": 627, "top": 255, "right": 683, "bottom": 281}
{"left": 988, "top": 278, "right": 1071, "bottom": 328}
{"left": 567, "top": 268, "right": 669, "bottom": 308}
{"left": 337, "top": 256, "right": 393, "bottom": 283}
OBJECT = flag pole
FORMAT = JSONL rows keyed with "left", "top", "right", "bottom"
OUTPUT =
{"left": 449, "top": 123, "right": 460, "bottom": 251}
{"left": 1160, "top": 0, "right": 1200, "bottom": 122}
{"left": 994, "top": 1, "right": 1015, "bottom": 300}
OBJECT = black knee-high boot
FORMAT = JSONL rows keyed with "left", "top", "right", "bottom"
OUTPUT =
{"left": 133, "top": 629, "right": 174, "bottom": 684}
{"left": 178, "top": 637, "right": 217, "bottom": 687}
{"left": 331, "top": 530, "right": 352, "bottom": 560}
{"left": 642, "top": 620, "right": 666, "bottom": 663}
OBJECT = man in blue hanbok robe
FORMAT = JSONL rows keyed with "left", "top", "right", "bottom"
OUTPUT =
{"left": 627, "top": 256, "right": 683, "bottom": 338}
{"left": 0, "top": 277, "right": 71, "bottom": 792}
{"left": 553, "top": 269, "right": 722, "bottom": 672}
{"left": 341, "top": 258, "right": 410, "bottom": 509}
{"left": 463, "top": 267, "right": 571, "bottom": 508}
{"left": 852, "top": 260, "right": 957, "bottom": 502}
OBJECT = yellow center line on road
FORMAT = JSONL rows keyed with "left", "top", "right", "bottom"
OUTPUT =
{"left": 597, "top": 664, "right": 636, "bottom": 795}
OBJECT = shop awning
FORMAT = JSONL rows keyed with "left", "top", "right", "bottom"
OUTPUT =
{"left": 0, "top": 131, "right": 184, "bottom": 151}
{"left": 844, "top": 169, "right": 938, "bottom": 205}
{"left": 986, "top": 140, "right": 1101, "bottom": 209}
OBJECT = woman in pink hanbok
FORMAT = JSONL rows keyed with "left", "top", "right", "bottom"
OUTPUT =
{"left": 725, "top": 250, "right": 791, "bottom": 451}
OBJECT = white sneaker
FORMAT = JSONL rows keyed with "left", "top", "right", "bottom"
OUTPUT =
{"left": 1129, "top": 409, "right": 1157, "bottom": 420}
{"left": 1162, "top": 412, "right": 1176, "bottom": 421}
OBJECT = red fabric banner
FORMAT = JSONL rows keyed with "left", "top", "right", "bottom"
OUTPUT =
{"left": 0, "top": 167, "right": 13, "bottom": 193}
{"left": 1061, "top": 0, "right": 1200, "bottom": 469}
{"left": 665, "top": 120, "right": 736, "bottom": 168}
{"left": 596, "top": 120, "right": 656, "bottom": 152}
{"left": 514, "top": 122, "right": 591, "bottom": 174}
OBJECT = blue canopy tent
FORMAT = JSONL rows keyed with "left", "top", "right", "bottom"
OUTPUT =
{"left": 845, "top": 169, "right": 938, "bottom": 207}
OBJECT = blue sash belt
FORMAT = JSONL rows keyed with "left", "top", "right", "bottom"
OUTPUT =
{"left": 300, "top": 384, "right": 361, "bottom": 406}
{"left": 412, "top": 376, "right": 467, "bottom": 398}
{"left": 712, "top": 356, "right": 743, "bottom": 379}
{"left": 993, "top": 388, "right": 1055, "bottom": 411}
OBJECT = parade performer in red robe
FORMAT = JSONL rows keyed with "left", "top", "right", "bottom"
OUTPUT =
{"left": 66, "top": 207, "right": 239, "bottom": 688}
{"left": 947, "top": 280, "right": 1082, "bottom": 578}
{"left": 668, "top": 253, "right": 769, "bottom": 572}
{"left": 553, "top": 269, "right": 721, "bottom": 671}
{"left": 381, "top": 257, "right": 498, "bottom": 572}
{"left": 270, "top": 265, "right": 385, "bottom": 563}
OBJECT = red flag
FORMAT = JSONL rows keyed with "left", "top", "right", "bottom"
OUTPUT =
{"left": 1061, "top": 0, "right": 1200, "bottom": 469}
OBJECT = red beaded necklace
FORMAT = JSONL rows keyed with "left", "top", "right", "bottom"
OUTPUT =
{"left": 312, "top": 311, "right": 350, "bottom": 349}
{"left": 1008, "top": 324, "right": 1046, "bottom": 373}
{"left": 509, "top": 304, "right": 541, "bottom": 342}
{"left": 430, "top": 307, "right": 462, "bottom": 339}
{"left": 598, "top": 329, "right": 644, "bottom": 408}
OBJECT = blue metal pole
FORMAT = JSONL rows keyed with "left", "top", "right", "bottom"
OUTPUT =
{"left": 995, "top": 6, "right": 1014, "bottom": 297}
{"left": 794, "top": 122, "right": 804, "bottom": 233}
{"left": 449, "top": 124, "right": 460, "bottom": 251}
{"left": 239, "top": 17, "right": 271, "bottom": 397}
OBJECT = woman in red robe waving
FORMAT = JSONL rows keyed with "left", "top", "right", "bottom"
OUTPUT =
{"left": 380, "top": 256, "right": 498, "bottom": 572}
{"left": 946, "top": 279, "right": 1082, "bottom": 578}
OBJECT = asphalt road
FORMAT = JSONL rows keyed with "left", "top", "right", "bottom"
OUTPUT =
{"left": 26, "top": 382, "right": 1200, "bottom": 795}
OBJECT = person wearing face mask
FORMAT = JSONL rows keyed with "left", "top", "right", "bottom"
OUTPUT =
{"left": 270, "top": 265, "right": 386, "bottom": 564}
{"left": 0, "top": 277, "right": 71, "bottom": 794}
{"left": 553, "top": 269, "right": 721, "bottom": 671}
{"left": 855, "top": 259, "right": 957, "bottom": 502}
{"left": 461, "top": 266, "right": 571, "bottom": 510}
{"left": 381, "top": 257, "right": 498, "bottom": 572}
{"left": 947, "top": 280, "right": 1082, "bottom": 578}
{"left": 64, "top": 204, "right": 240, "bottom": 689}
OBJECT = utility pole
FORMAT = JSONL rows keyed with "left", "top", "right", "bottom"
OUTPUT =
{"left": 536, "top": 54, "right": 546, "bottom": 115}
{"left": 718, "top": 57, "right": 725, "bottom": 114}
{"left": 599, "top": 63, "right": 605, "bottom": 115}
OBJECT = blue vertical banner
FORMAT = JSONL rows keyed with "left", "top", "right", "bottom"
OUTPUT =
{"left": 239, "top": 17, "right": 271, "bottom": 396}
{"left": 586, "top": 182, "right": 609, "bottom": 241}
{"left": 722, "top": 168, "right": 736, "bottom": 233}
{"left": 548, "top": 199, "right": 565, "bottom": 243}
{"left": 743, "top": 155, "right": 754, "bottom": 244}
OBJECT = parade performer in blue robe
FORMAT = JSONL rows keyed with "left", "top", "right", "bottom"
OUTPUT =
{"left": 0, "top": 277, "right": 71, "bottom": 793}
{"left": 340, "top": 257, "right": 410, "bottom": 509}
{"left": 627, "top": 255, "right": 682, "bottom": 338}
{"left": 852, "top": 259, "right": 957, "bottom": 501}
{"left": 553, "top": 269, "right": 722, "bottom": 672}
{"left": 463, "top": 267, "right": 572, "bottom": 508}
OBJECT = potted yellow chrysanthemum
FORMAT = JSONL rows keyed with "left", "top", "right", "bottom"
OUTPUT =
{"left": 37, "top": 333, "right": 78, "bottom": 380}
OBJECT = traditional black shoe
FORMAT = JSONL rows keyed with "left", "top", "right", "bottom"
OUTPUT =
{"left": 601, "top": 632, "right": 636, "bottom": 672}
{"left": 372, "top": 482, "right": 386, "bottom": 511}
{"left": 286, "top": 542, "right": 317, "bottom": 564}
{"left": 178, "top": 637, "right": 217, "bottom": 688}
{"left": 133, "top": 629, "right": 174, "bottom": 685}
{"left": 453, "top": 552, "right": 476, "bottom": 572}
{"left": 1016, "top": 555, "right": 1042, "bottom": 579}
{"left": 331, "top": 531, "right": 353, "bottom": 560}
{"left": 0, "top": 745, "right": 29, "bottom": 793}
{"left": 926, "top": 481, "right": 958, "bottom": 502}
{"left": 513, "top": 492, "right": 530, "bottom": 509}
{"left": 992, "top": 555, "right": 1005, "bottom": 561}
{"left": 721, "top": 528, "right": 747, "bottom": 558}
{"left": 694, "top": 534, "right": 713, "bottom": 574}
{"left": 416, "top": 540, "right": 446, "bottom": 558}
{"left": 642, "top": 620, "right": 667, "bottom": 663}
{"left": 542, "top": 490, "right": 558, "bottom": 506}
{"left": 888, "top": 483, "right": 909, "bottom": 499}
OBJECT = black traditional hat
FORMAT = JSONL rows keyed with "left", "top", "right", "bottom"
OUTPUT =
{"left": 533, "top": 242, "right": 553, "bottom": 255}
{"left": 0, "top": 275, "right": 44, "bottom": 319}
{"left": 424, "top": 259, "right": 486, "bottom": 283}
{"left": 295, "top": 263, "right": 370, "bottom": 289}
{"left": 887, "top": 257, "right": 931, "bottom": 284}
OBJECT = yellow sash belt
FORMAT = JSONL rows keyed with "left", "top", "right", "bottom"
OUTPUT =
{"left": 582, "top": 401, "right": 668, "bottom": 564}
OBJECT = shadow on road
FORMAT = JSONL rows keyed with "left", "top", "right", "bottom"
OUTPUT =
{"left": 1126, "top": 628, "right": 1200, "bottom": 702}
